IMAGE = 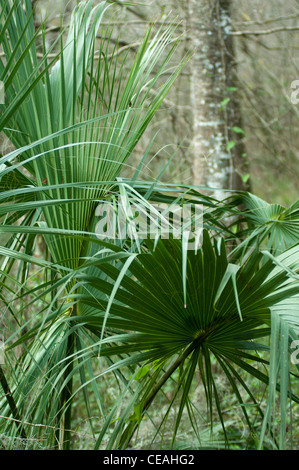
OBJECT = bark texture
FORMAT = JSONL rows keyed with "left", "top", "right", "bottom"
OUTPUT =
{"left": 188, "top": 0, "right": 249, "bottom": 198}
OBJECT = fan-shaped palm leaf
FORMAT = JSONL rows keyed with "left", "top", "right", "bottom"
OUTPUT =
{"left": 74, "top": 231, "right": 299, "bottom": 449}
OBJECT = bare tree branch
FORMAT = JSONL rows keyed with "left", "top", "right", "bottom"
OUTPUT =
{"left": 234, "top": 12, "right": 299, "bottom": 26}
{"left": 106, "top": 0, "right": 149, "bottom": 21}
{"left": 232, "top": 25, "right": 299, "bottom": 36}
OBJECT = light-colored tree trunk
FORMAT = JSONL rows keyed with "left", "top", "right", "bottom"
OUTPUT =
{"left": 188, "top": 0, "right": 249, "bottom": 199}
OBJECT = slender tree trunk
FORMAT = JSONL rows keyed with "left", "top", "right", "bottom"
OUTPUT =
{"left": 188, "top": 0, "right": 250, "bottom": 199}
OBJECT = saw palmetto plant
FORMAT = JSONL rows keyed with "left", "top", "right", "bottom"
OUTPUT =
{"left": 0, "top": 0, "right": 299, "bottom": 451}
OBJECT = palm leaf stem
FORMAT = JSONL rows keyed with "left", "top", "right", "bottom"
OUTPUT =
{"left": 0, "top": 365, "right": 27, "bottom": 441}
{"left": 118, "top": 335, "right": 203, "bottom": 449}
{"left": 54, "top": 323, "right": 75, "bottom": 450}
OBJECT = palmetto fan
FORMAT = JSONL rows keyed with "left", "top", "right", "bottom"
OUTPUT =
{"left": 0, "top": 0, "right": 186, "bottom": 271}
{"left": 75, "top": 231, "right": 299, "bottom": 449}
{"left": 230, "top": 192, "right": 299, "bottom": 256}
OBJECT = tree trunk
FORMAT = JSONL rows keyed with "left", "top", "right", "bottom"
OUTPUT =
{"left": 188, "top": 0, "right": 250, "bottom": 199}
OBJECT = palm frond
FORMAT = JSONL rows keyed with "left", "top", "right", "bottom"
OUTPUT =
{"left": 74, "top": 232, "right": 299, "bottom": 448}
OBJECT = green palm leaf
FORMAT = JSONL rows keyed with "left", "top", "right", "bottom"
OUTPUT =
{"left": 74, "top": 232, "right": 299, "bottom": 448}
{"left": 232, "top": 192, "right": 299, "bottom": 255}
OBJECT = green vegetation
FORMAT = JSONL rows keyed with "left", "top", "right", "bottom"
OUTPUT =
{"left": 0, "top": 0, "right": 299, "bottom": 450}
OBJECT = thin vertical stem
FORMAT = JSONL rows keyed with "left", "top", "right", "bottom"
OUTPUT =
{"left": 118, "top": 337, "right": 202, "bottom": 449}
{"left": 55, "top": 321, "right": 75, "bottom": 450}
{"left": 0, "top": 365, "right": 27, "bottom": 441}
